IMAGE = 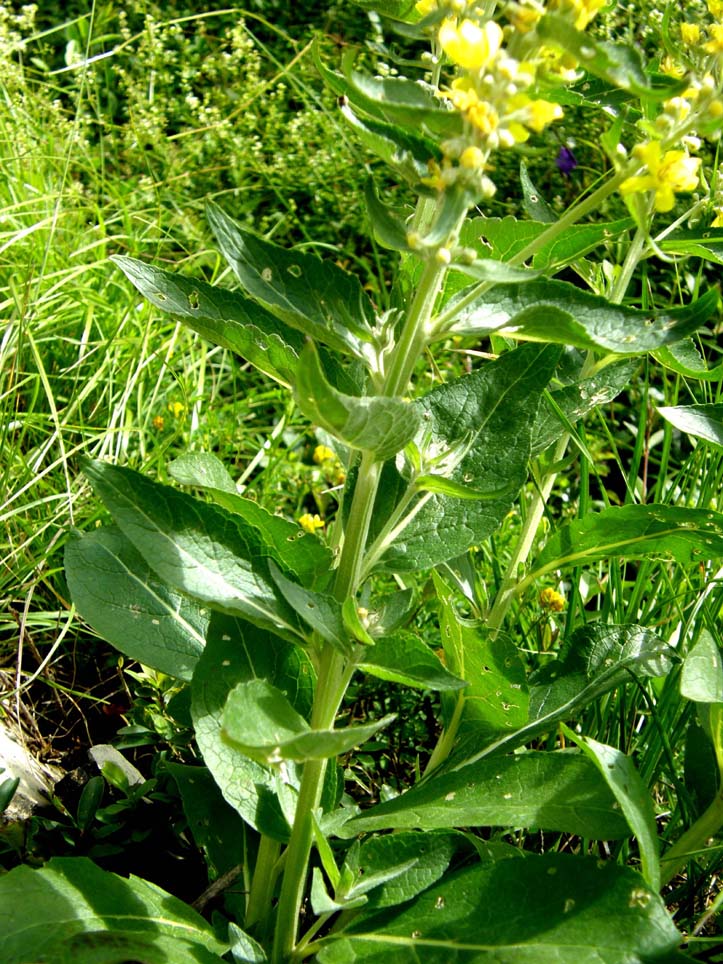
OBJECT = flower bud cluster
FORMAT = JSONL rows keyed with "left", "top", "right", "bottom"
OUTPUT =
{"left": 417, "top": 0, "right": 602, "bottom": 196}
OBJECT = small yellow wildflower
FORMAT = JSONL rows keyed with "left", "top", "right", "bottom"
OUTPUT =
{"left": 167, "top": 401, "right": 185, "bottom": 418}
{"left": 539, "top": 587, "right": 565, "bottom": 612}
{"left": 680, "top": 23, "right": 701, "bottom": 46}
{"left": 705, "top": 23, "right": 723, "bottom": 55}
{"left": 313, "top": 444, "right": 335, "bottom": 464}
{"left": 152, "top": 415, "right": 165, "bottom": 431}
{"left": 712, "top": 208, "right": 723, "bottom": 227}
{"left": 659, "top": 55, "right": 685, "bottom": 78}
{"left": 548, "top": 0, "right": 606, "bottom": 29}
{"left": 415, "top": 0, "right": 438, "bottom": 14}
{"left": 708, "top": 0, "right": 723, "bottom": 19}
{"left": 620, "top": 141, "right": 701, "bottom": 213}
{"left": 298, "top": 512, "right": 325, "bottom": 534}
{"left": 439, "top": 18, "right": 503, "bottom": 71}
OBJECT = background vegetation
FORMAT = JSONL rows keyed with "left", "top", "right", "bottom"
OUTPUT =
{"left": 1, "top": 0, "right": 723, "bottom": 953}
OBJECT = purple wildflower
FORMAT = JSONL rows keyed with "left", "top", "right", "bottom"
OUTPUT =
{"left": 555, "top": 145, "right": 578, "bottom": 175}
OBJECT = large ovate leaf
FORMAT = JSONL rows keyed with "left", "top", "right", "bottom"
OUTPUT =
{"left": 112, "top": 256, "right": 302, "bottom": 387}
{"left": 450, "top": 624, "right": 673, "bottom": 769}
{"left": 446, "top": 279, "right": 717, "bottom": 354}
{"left": 317, "top": 854, "right": 683, "bottom": 964}
{"left": 340, "top": 102, "right": 440, "bottom": 185}
{"left": 376, "top": 343, "right": 560, "bottom": 571}
{"left": 0, "top": 857, "right": 228, "bottom": 964}
{"left": 222, "top": 678, "right": 395, "bottom": 764}
{"left": 568, "top": 732, "right": 660, "bottom": 890}
{"left": 358, "top": 631, "right": 468, "bottom": 691}
{"left": 206, "top": 202, "right": 375, "bottom": 360}
{"left": 295, "top": 341, "right": 420, "bottom": 461}
{"left": 681, "top": 630, "right": 723, "bottom": 704}
{"left": 346, "top": 751, "right": 630, "bottom": 839}
{"left": 191, "top": 614, "right": 313, "bottom": 841}
{"left": 269, "top": 562, "right": 351, "bottom": 654}
{"left": 169, "top": 452, "right": 237, "bottom": 492}
{"left": 65, "top": 526, "right": 207, "bottom": 681}
{"left": 657, "top": 404, "right": 723, "bottom": 449}
{"left": 82, "top": 460, "right": 306, "bottom": 641}
{"left": 343, "top": 70, "right": 461, "bottom": 138}
{"left": 525, "top": 504, "right": 723, "bottom": 586}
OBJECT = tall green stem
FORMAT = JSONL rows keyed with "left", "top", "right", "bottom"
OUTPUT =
{"left": 271, "top": 208, "right": 465, "bottom": 963}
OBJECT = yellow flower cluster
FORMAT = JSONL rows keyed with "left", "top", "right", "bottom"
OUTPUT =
{"left": 429, "top": 12, "right": 571, "bottom": 193}
{"left": 620, "top": 142, "right": 701, "bottom": 213}
{"left": 539, "top": 587, "right": 565, "bottom": 612}
{"left": 298, "top": 512, "right": 325, "bottom": 533}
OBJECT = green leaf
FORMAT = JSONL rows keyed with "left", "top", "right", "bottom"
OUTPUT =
{"left": 447, "top": 279, "right": 718, "bottom": 354}
{"left": 657, "top": 404, "right": 723, "bottom": 449}
{"left": 567, "top": 732, "right": 660, "bottom": 890}
{"left": 681, "top": 630, "right": 723, "bottom": 704}
{"left": 0, "top": 857, "right": 228, "bottom": 964}
{"left": 206, "top": 202, "right": 375, "bottom": 359}
{"left": 82, "top": 460, "right": 304, "bottom": 641}
{"left": 364, "top": 178, "right": 411, "bottom": 251}
{"left": 458, "top": 215, "right": 633, "bottom": 274}
{"left": 450, "top": 624, "right": 673, "bottom": 769}
{"left": 65, "top": 526, "right": 207, "bottom": 681}
{"left": 526, "top": 504, "right": 723, "bottom": 586}
{"left": 438, "top": 597, "right": 528, "bottom": 738}
{"left": 343, "top": 831, "right": 474, "bottom": 910}
{"left": 659, "top": 226, "right": 723, "bottom": 264}
{"left": 269, "top": 562, "right": 351, "bottom": 654}
{"left": 339, "top": 101, "right": 441, "bottom": 185}
{"left": 377, "top": 343, "right": 560, "bottom": 572}
{"left": 520, "top": 161, "right": 556, "bottom": 223}
{"left": 317, "top": 854, "right": 682, "bottom": 963}
{"left": 654, "top": 338, "right": 723, "bottom": 381}
{"left": 112, "top": 256, "right": 302, "bottom": 387}
{"left": 191, "top": 614, "right": 314, "bottom": 841}
{"left": 531, "top": 359, "right": 638, "bottom": 457}
{"left": 538, "top": 14, "right": 673, "bottom": 97}
{"left": 228, "top": 923, "right": 268, "bottom": 964}
{"left": 222, "top": 678, "right": 395, "bottom": 764}
{"left": 358, "top": 632, "right": 468, "bottom": 691}
{"left": 295, "top": 342, "right": 420, "bottom": 461}
{"left": 343, "top": 70, "right": 461, "bottom": 138}
{"left": 169, "top": 452, "right": 237, "bottom": 492}
{"left": 347, "top": 751, "right": 630, "bottom": 838}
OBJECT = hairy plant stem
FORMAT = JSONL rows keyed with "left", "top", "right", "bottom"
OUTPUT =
{"left": 270, "top": 212, "right": 465, "bottom": 963}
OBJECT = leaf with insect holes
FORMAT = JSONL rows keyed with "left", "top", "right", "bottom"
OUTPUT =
{"left": 375, "top": 343, "right": 560, "bottom": 572}
{"left": 65, "top": 526, "right": 207, "bottom": 681}
{"left": 206, "top": 203, "right": 375, "bottom": 360}
{"left": 191, "top": 614, "right": 313, "bottom": 841}
{"left": 317, "top": 854, "right": 682, "bottom": 964}
{"left": 112, "top": 256, "right": 303, "bottom": 387}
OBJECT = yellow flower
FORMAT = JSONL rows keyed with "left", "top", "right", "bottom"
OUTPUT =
{"left": 152, "top": 415, "right": 165, "bottom": 431}
{"left": 620, "top": 141, "right": 701, "bottom": 213}
{"left": 680, "top": 23, "right": 701, "bottom": 46}
{"left": 705, "top": 23, "right": 723, "bottom": 54}
{"left": 460, "top": 145, "right": 486, "bottom": 168}
{"left": 708, "top": 0, "right": 723, "bottom": 19}
{"left": 298, "top": 512, "right": 324, "bottom": 533}
{"left": 313, "top": 444, "right": 335, "bottom": 464}
{"left": 439, "top": 18, "right": 503, "bottom": 71}
{"left": 167, "top": 401, "right": 185, "bottom": 418}
{"left": 548, "top": 0, "right": 606, "bottom": 29}
{"left": 659, "top": 55, "right": 685, "bottom": 78}
{"left": 539, "top": 587, "right": 565, "bottom": 612}
{"left": 415, "top": 0, "right": 438, "bottom": 14}
{"left": 525, "top": 98, "right": 564, "bottom": 132}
